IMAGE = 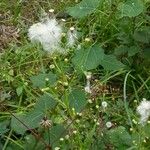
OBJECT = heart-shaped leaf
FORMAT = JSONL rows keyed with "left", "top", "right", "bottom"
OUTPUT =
{"left": 118, "top": 0, "right": 144, "bottom": 18}
{"left": 67, "top": 0, "right": 102, "bottom": 18}
{"left": 72, "top": 44, "right": 104, "bottom": 71}
{"left": 101, "top": 55, "right": 125, "bottom": 70}
{"left": 68, "top": 89, "right": 86, "bottom": 112}
{"left": 30, "top": 72, "right": 57, "bottom": 88}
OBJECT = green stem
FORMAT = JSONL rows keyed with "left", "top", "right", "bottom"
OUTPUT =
{"left": 123, "top": 71, "right": 133, "bottom": 128}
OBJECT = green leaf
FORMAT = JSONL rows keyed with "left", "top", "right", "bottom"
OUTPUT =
{"left": 128, "top": 46, "right": 141, "bottom": 57}
{"left": 143, "top": 48, "right": 150, "bottom": 59}
{"left": 114, "top": 45, "right": 128, "bottom": 56}
{"left": 49, "top": 125, "right": 66, "bottom": 145}
{"left": 30, "top": 72, "right": 57, "bottom": 88}
{"left": 35, "top": 93, "right": 57, "bottom": 113}
{"left": 0, "top": 120, "right": 9, "bottom": 135}
{"left": 101, "top": 55, "right": 125, "bottom": 70}
{"left": 11, "top": 110, "right": 44, "bottom": 135}
{"left": 16, "top": 86, "right": 23, "bottom": 96}
{"left": 24, "top": 135, "right": 44, "bottom": 150}
{"left": 114, "top": 45, "right": 140, "bottom": 57}
{"left": 133, "top": 28, "right": 150, "bottom": 44}
{"left": 11, "top": 94, "right": 56, "bottom": 135}
{"left": 107, "top": 126, "right": 132, "bottom": 149}
{"left": 67, "top": 0, "right": 102, "bottom": 18}
{"left": 68, "top": 89, "right": 86, "bottom": 112}
{"left": 72, "top": 45, "right": 104, "bottom": 71}
{"left": 118, "top": 0, "right": 144, "bottom": 18}
{"left": 11, "top": 114, "right": 27, "bottom": 135}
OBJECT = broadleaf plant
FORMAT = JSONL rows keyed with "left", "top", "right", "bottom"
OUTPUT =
{"left": 118, "top": 0, "right": 144, "bottom": 18}
{"left": 72, "top": 44, "right": 104, "bottom": 71}
{"left": 67, "top": 0, "right": 102, "bottom": 18}
{"left": 30, "top": 72, "right": 57, "bottom": 88}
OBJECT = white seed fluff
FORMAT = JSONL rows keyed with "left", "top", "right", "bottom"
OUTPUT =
{"left": 101, "top": 101, "right": 108, "bottom": 108}
{"left": 106, "top": 122, "right": 112, "bottom": 128}
{"left": 67, "top": 27, "right": 77, "bottom": 47}
{"left": 137, "top": 98, "right": 150, "bottom": 125}
{"left": 28, "top": 17, "right": 64, "bottom": 54}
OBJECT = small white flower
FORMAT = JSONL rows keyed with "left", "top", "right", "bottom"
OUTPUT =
{"left": 49, "top": 9, "right": 54, "bottom": 13}
{"left": 72, "top": 108, "right": 75, "bottom": 111}
{"left": 64, "top": 58, "right": 68, "bottom": 62}
{"left": 94, "top": 119, "right": 97, "bottom": 122}
{"left": 101, "top": 101, "right": 108, "bottom": 108}
{"left": 85, "top": 38, "right": 90, "bottom": 42}
{"left": 50, "top": 64, "right": 55, "bottom": 69}
{"left": 76, "top": 119, "right": 80, "bottom": 123}
{"left": 63, "top": 82, "right": 68, "bottom": 86}
{"left": 73, "top": 130, "right": 77, "bottom": 134}
{"left": 137, "top": 98, "right": 150, "bottom": 125}
{"left": 54, "top": 147, "right": 60, "bottom": 150}
{"left": 65, "top": 135, "right": 69, "bottom": 139}
{"left": 96, "top": 122, "right": 100, "bottom": 126}
{"left": 61, "top": 18, "right": 66, "bottom": 22}
{"left": 77, "top": 44, "right": 81, "bottom": 50}
{"left": 60, "top": 138, "right": 64, "bottom": 141}
{"left": 88, "top": 99, "right": 93, "bottom": 103}
{"left": 106, "top": 122, "right": 112, "bottom": 128}
{"left": 45, "top": 78, "right": 49, "bottom": 81}
{"left": 70, "top": 27, "right": 75, "bottom": 31}
{"left": 78, "top": 113, "right": 82, "bottom": 116}
{"left": 96, "top": 105, "right": 99, "bottom": 109}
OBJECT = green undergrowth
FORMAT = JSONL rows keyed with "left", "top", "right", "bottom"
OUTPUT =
{"left": 0, "top": 0, "right": 150, "bottom": 149}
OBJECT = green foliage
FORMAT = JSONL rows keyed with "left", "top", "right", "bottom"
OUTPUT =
{"left": 68, "top": 89, "right": 86, "bottom": 112}
{"left": 34, "top": 93, "right": 57, "bottom": 113}
{"left": 30, "top": 72, "right": 57, "bottom": 88}
{"left": 1, "top": 0, "right": 150, "bottom": 149}
{"left": 49, "top": 125, "right": 66, "bottom": 145}
{"left": 107, "top": 126, "right": 132, "bottom": 149}
{"left": 72, "top": 44, "right": 104, "bottom": 71}
{"left": 0, "top": 120, "right": 9, "bottom": 135}
{"left": 115, "top": 45, "right": 141, "bottom": 57}
{"left": 133, "top": 27, "right": 150, "bottom": 44}
{"left": 24, "top": 135, "right": 44, "bottom": 150}
{"left": 118, "top": 0, "right": 144, "bottom": 18}
{"left": 101, "top": 55, "right": 125, "bottom": 70}
{"left": 16, "top": 86, "right": 23, "bottom": 96}
{"left": 67, "top": 0, "right": 102, "bottom": 18}
{"left": 11, "top": 111, "right": 44, "bottom": 135}
{"left": 11, "top": 94, "right": 56, "bottom": 134}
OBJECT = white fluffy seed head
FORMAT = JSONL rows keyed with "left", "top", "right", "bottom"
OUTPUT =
{"left": 106, "top": 122, "right": 112, "bottom": 128}
{"left": 28, "top": 17, "right": 64, "bottom": 54}
{"left": 67, "top": 27, "right": 77, "bottom": 47}
{"left": 101, "top": 101, "right": 108, "bottom": 108}
{"left": 137, "top": 98, "right": 150, "bottom": 125}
